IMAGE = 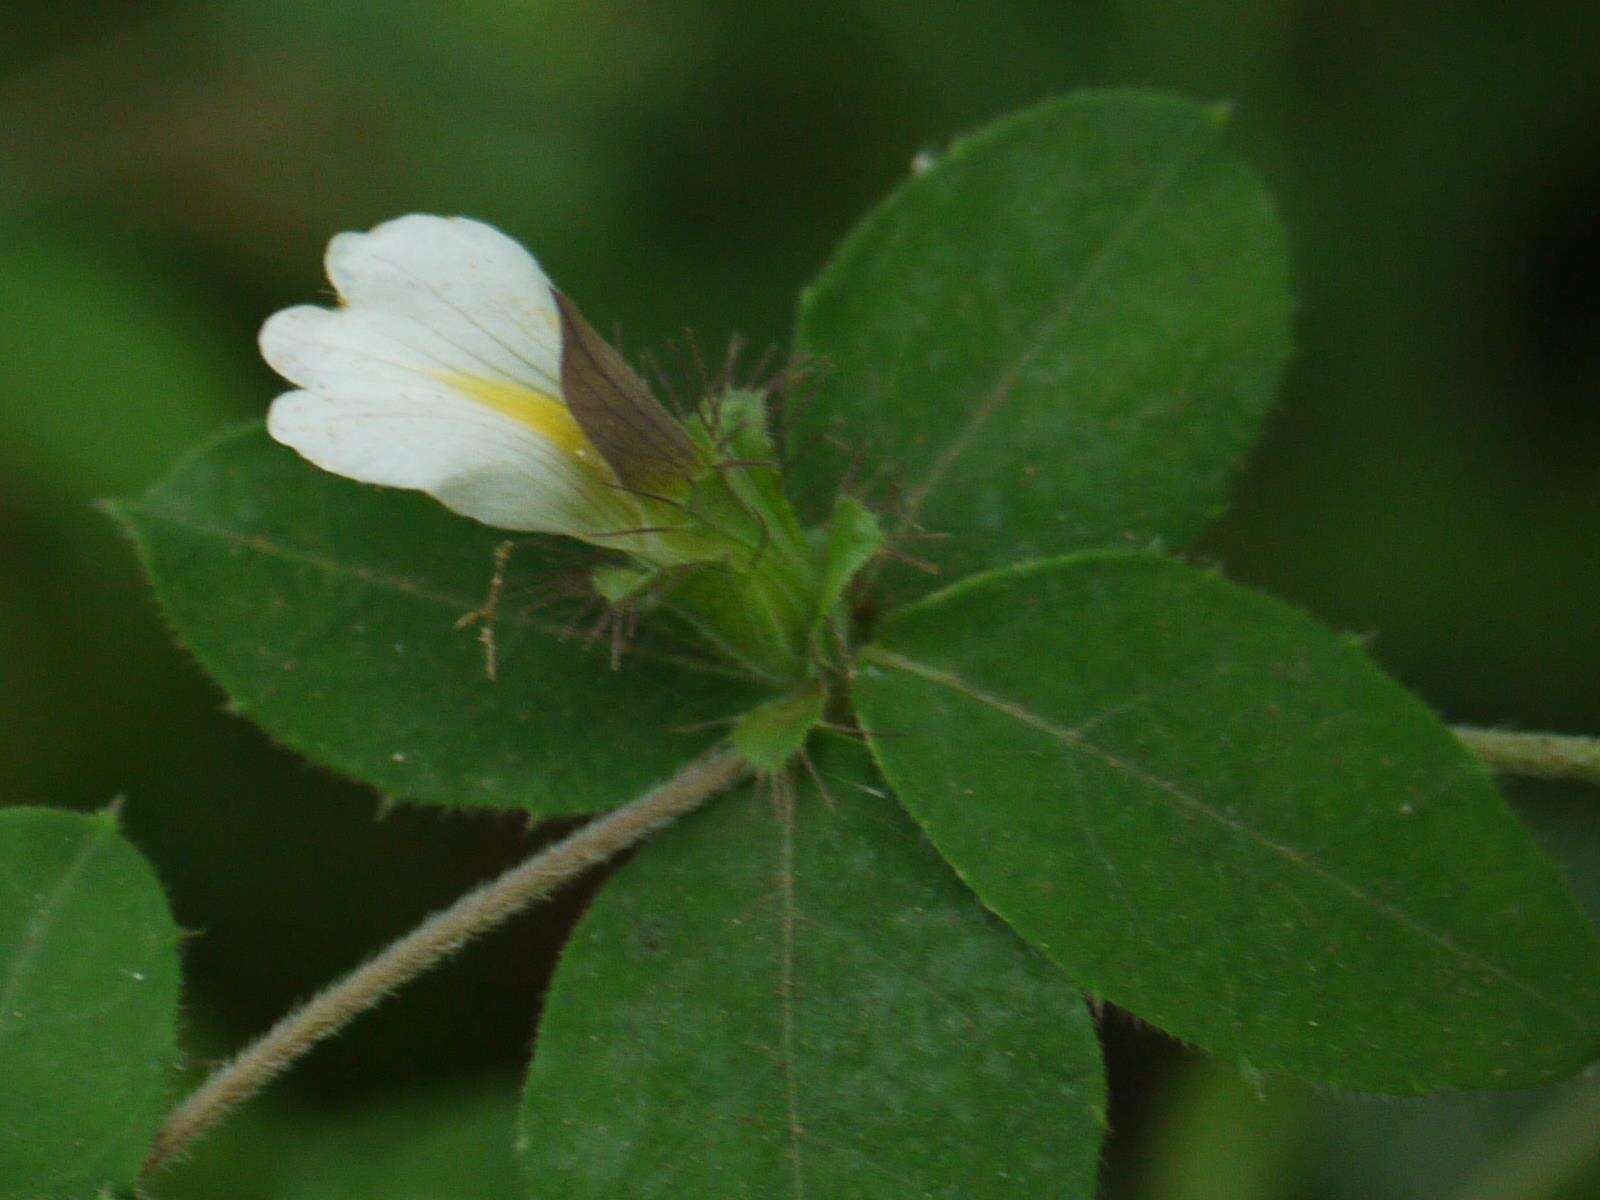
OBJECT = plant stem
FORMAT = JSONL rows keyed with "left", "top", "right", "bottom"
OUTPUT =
{"left": 137, "top": 724, "right": 1597, "bottom": 1176}
{"left": 1452, "top": 728, "right": 1600, "bottom": 786}
{"left": 141, "top": 746, "right": 749, "bottom": 1176}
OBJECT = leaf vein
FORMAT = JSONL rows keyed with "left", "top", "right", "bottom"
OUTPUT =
{"left": 902, "top": 128, "right": 1220, "bottom": 522}
{"left": 0, "top": 819, "right": 113, "bottom": 1018}
{"left": 776, "top": 794, "right": 806, "bottom": 1200}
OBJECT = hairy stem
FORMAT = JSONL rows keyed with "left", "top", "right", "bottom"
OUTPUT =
{"left": 141, "top": 747, "right": 749, "bottom": 1176}
{"left": 137, "top": 723, "right": 1596, "bottom": 1175}
{"left": 1453, "top": 728, "right": 1600, "bottom": 786}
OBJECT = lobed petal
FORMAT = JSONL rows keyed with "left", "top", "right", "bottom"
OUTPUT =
{"left": 260, "top": 215, "right": 655, "bottom": 538}
{"left": 266, "top": 384, "right": 639, "bottom": 536}
{"left": 261, "top": 302, "right": 546, "bottom": 404}
{"left": 324, "top": 215, "right": 561, "bottom": 396}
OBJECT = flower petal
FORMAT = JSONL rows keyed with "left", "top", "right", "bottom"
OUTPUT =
{"left": 261, "top": 302, "right": 560, "bottom": 409}
{"left": 266, "top": 384, "right": 640, "bottom": 536}
{"left": 259, "top": 302, "right": 595, "bottom": 465}
{"left": 324, "top": 214, "right": 561, "bottom": 395}
{"left": 260, "top": 215, "right": 663, "bottom": 541}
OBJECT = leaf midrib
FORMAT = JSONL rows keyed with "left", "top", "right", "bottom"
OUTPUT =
{"left": 0, "top": 818, "right": 113, "bottom": 1018}
{"left": 769, "top": 800, "right": 1102, "bottom": 1197}
{"left": 900, "top": 124, "right": 1222, "bottom": 523}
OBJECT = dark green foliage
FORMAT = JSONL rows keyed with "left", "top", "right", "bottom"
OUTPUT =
{"left": 854, "top": 553, "right": 1600, "bottom": 1091}
{"left": 113, "top": 426, "right": 762, "bottom": 816}
{"left": 519, "top": 740, "right": 1106, "bottom": 1198}
{"left": 85, "top": 72, "right": 1600, "bottom": 1199}
{"left": 795, "top": 91, "right": 1292, "bottom": 588}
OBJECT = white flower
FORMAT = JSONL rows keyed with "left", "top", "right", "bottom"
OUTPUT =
{"left": 261, "top": 214, "right": 672, "bottom": 545}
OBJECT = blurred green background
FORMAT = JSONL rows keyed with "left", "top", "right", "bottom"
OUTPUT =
{"left": 3, "top": 1, "right": 1598, "bottom": 1196}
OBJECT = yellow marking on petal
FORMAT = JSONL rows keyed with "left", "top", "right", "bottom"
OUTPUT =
{"left": 437, "top": 374, "right": 597, "bottom": 462}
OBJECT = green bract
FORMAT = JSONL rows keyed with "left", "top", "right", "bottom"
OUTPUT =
{"left": 112, "top": 87, "right": 1600, "bottom": 1199}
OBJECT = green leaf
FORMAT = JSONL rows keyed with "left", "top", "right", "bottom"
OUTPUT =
{"left": 519, "top": 738, "right": 1105, "bottom": 1198}
{"left": 854, "top": 553, "right": 1600, "bottom": 1092}
{"left": 151, "top": 1075, "right": 523, "bottom": 1200}
{"left": 0, "top": 806, "right": 182, "bottom": 1199}
{"left": 112, "top": 426, "right": 764, "bottom": 814}
{"left": 793, "top": 89, "right": 1292, "bottom": 586}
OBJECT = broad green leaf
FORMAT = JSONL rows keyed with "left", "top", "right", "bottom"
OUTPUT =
{"left": 0, "top": 806, "right": 182, "bottom": 1199}
{"left": 793, "top": 89, "right": 1292, "bottom": 586}
{"left": 151, "top": 1075, "right": 522, "bottom": 1200}
{"left": 113, "top": 426, "right": 763, "bottom": 814}
{"left": 519, "top": 738, "right": 1105, "bottom": 1198}
{"left": 854, "top": 553, "right": 1600, "bottom": 1092}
